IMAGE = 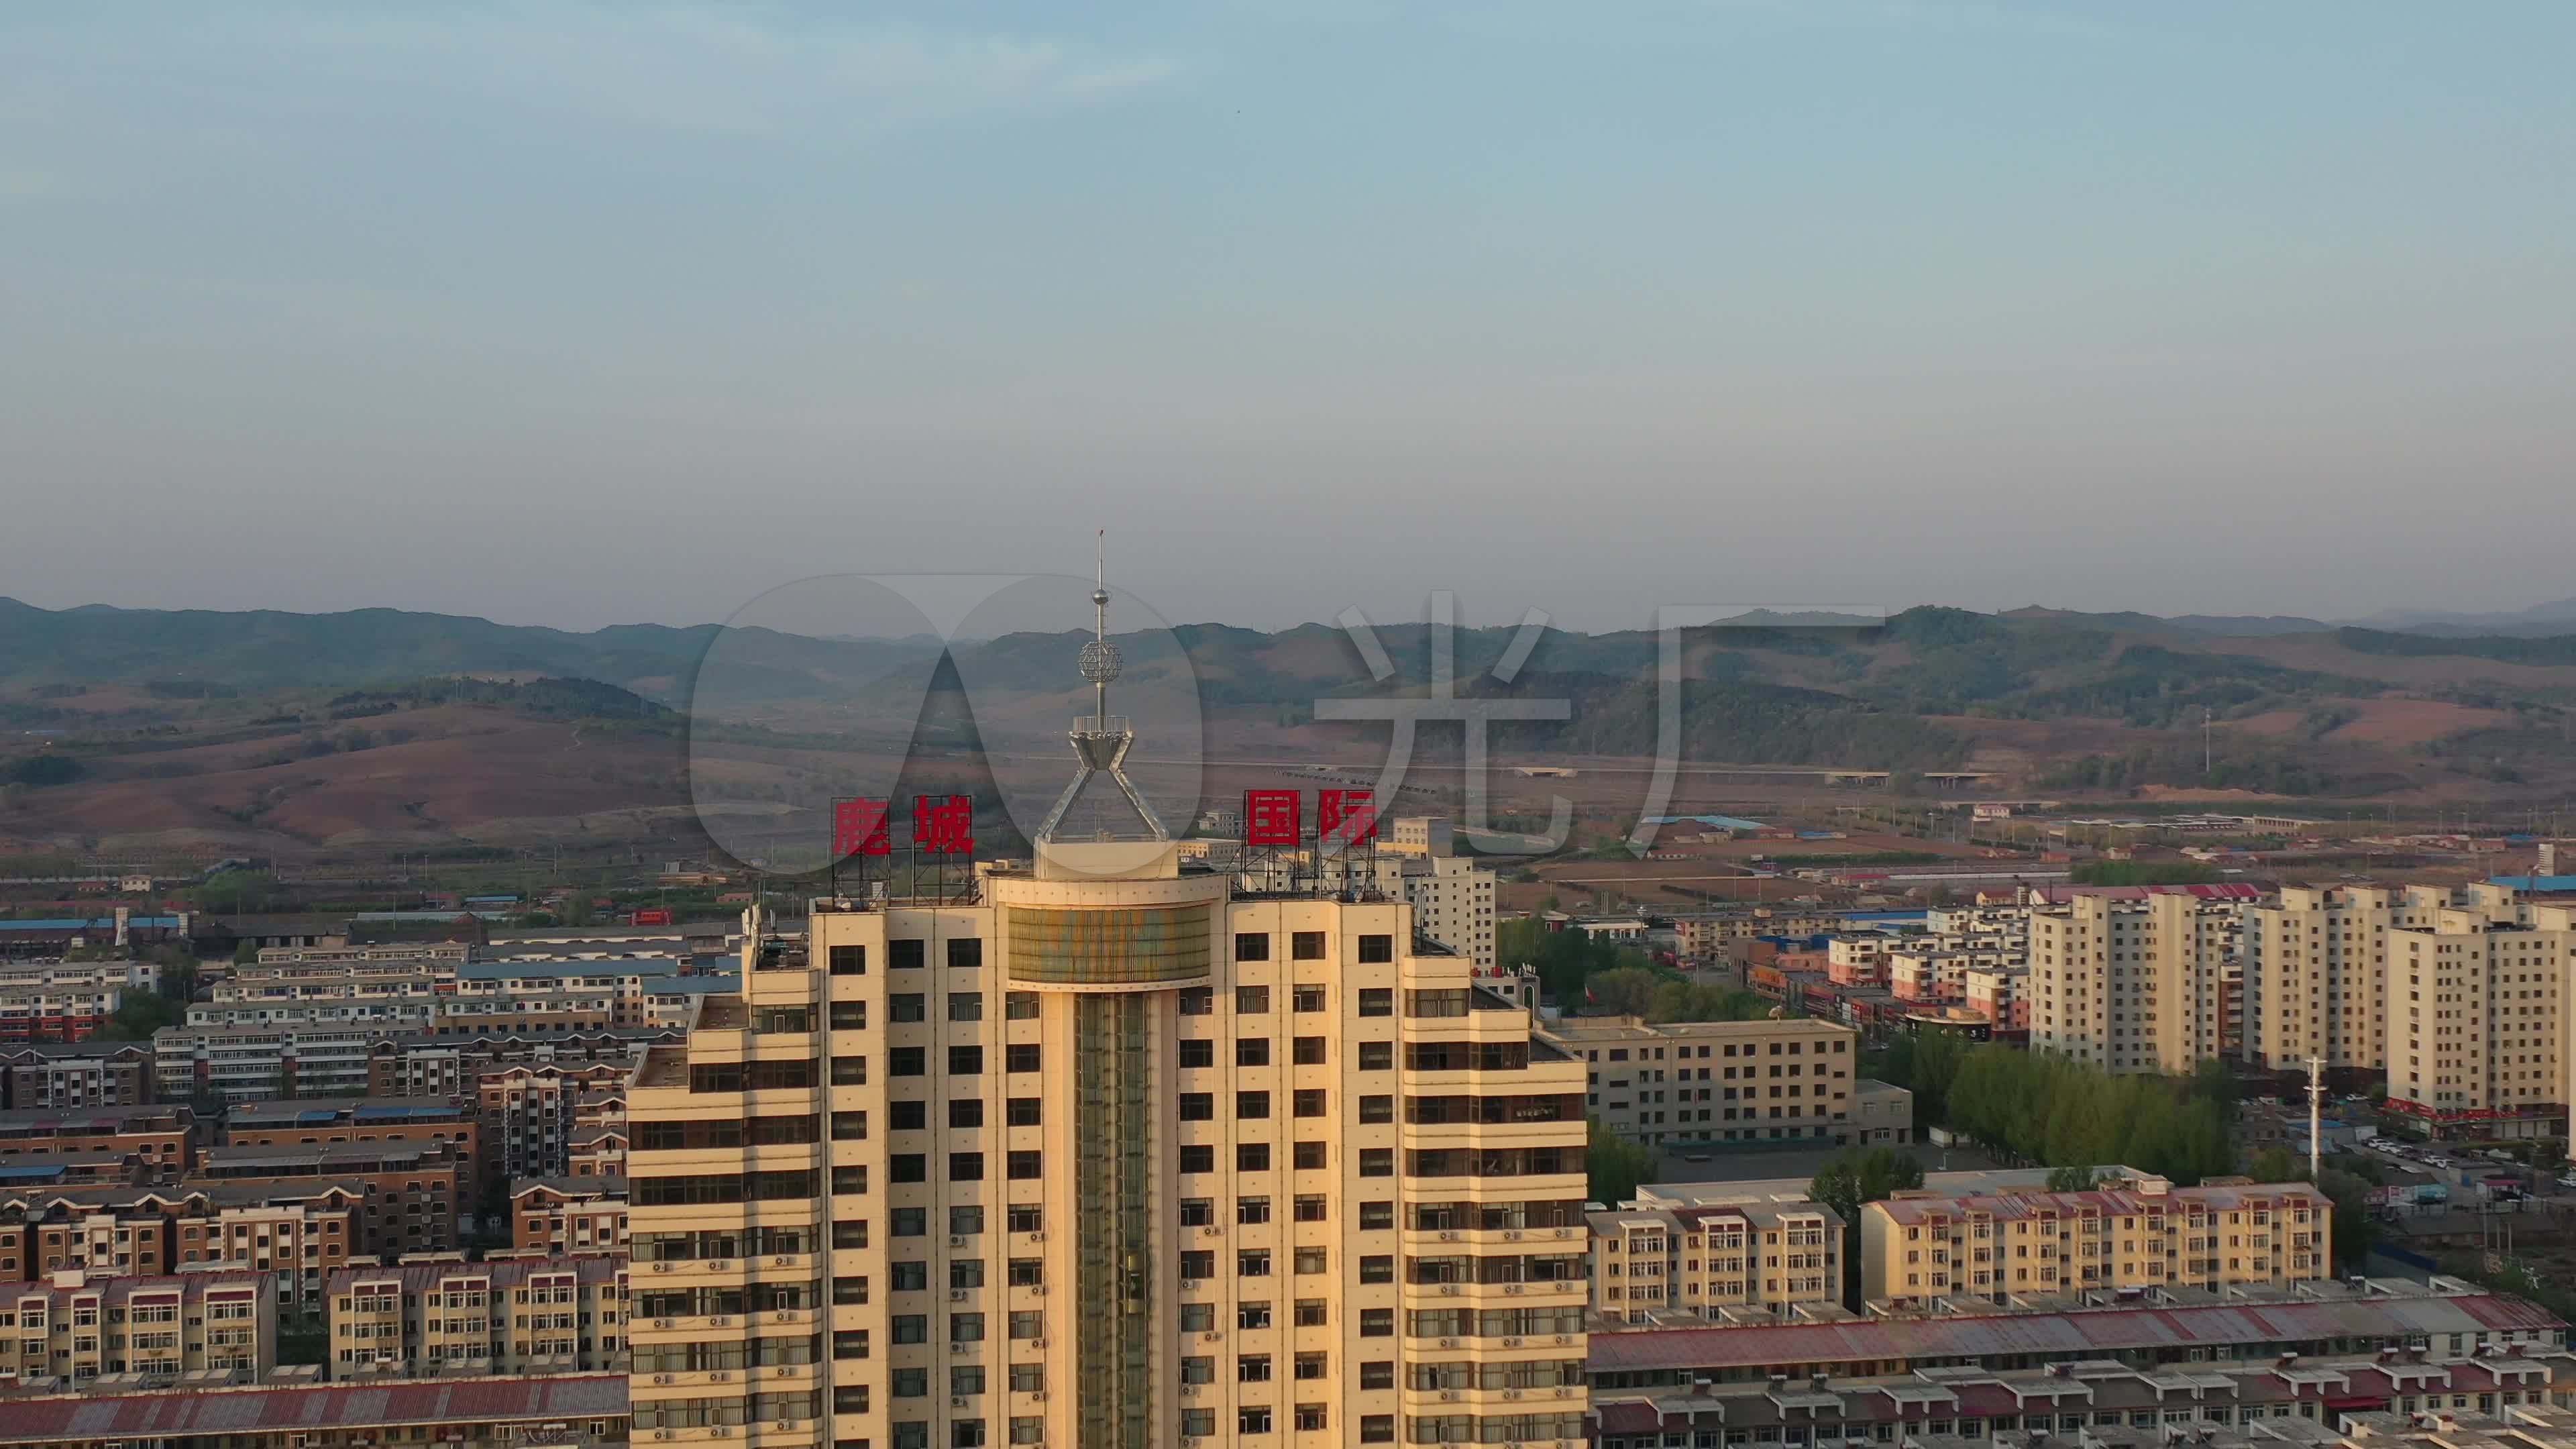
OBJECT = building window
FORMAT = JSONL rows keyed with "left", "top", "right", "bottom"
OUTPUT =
{"left": 1238, "top": 1091, "right": 1271, "bottom": 1120}
{"left": 948, "top": 1046, "right": 983, "bottom": 1075}
{"left": 949, "top": 1152, "right": 984, "bottom": 1182}
{"left": 1179, "top": 1093, "right": 1214, "bottom": 1122}
{"left": 1006, "top": 1151, "right": 1041, "bottom": 1180}
{"left": 1291, "top": 932, "right": 1326, "bottom": 960}
{"left": 1357, "top": 1042, "right": 1392, "bottom": 1071}
{"left": 828, "top": 946, "right": 867, "bottom": 976}
{"left": 948, "top": 938, "right": 983, "bottom": 969}
{"left": 1237, "top": 1143, "right": 1271, "bottom": 1172}
{"left": 890, "top": 940, "right": 925, "bottom": 970}
{"left": 1237, "top": 1038, "right": 1271, "bottom": 1067}
{"left": 1292, "top": 985, "right": 1326, "bottom": 1013}
{"left": 1005, "top": 1097, "right": 1041, "bottom": 1127}
{"left": 1236, "top": 932, "right": 1271, "bottom": 962}
{"left": 950, "top": 1099, "right": 985, "bottom": 1129}
{"left": 1356, "top": 934, "right": 1393, "bottom": 963}
{"left": 1292, "top": 1036, "right": 1327, "bottom": 1065}
{"left": 1357, "top": 989, "right": 1393, "bottom": 1017}
{"left": 949, "top": 992, "right": 983, "bottom": 1022}
{"left": 1293, "top": 1089, "right": 1327, "bottom": 1118}
{"left": 1236, "top": 985, "right": 1271, "bottom": 1014}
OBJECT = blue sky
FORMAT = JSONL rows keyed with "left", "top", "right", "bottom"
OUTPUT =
{"left": 4, "top": 3, "right": 2571, "bottom": 633}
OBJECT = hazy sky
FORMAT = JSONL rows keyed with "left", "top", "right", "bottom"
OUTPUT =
{"left": 5, "top": 3, "right": 2571, "bottom": 635}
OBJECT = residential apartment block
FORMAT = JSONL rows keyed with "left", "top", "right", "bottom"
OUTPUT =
{"left": 0, "top": 1042, "right": 156, "bottom": 1109}
{"left": 1858, "top": 1176, "right": 2332, "bottom": 1307}
{"left": 511, "top": 1176, "right": 627, "bottom": 1256}
{"left": 2244, "top": 882, "right": 2575, "bottom": 1138}
{"left": 329, "top": 1254, "right": 627, "bottom": 1378}
{"left": 625, "top": 833, "right": 1589, "bottom": 1449}
{"left": 0, "top": 1269, "right": 270, "bottom": 1385}
{"left": 1538, "top": 1015, "right": 1882, "bottom": 1147}
{"left": 2027, "top": 894, "right": 2240, "bottom": 1074}
{"left": 1587, "top": 1201, "right": 1841, "bottom": 1322}
{"left": 0, "top": 1105, "right": 193, "bottom": 1179}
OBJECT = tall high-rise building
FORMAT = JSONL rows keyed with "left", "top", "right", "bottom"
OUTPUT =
{"left": 626, "top": 570, "right": 1589, "bottom": 1449}
{"left": 2243, "top": 882, "right": 2574, "bottom": 1141}
{"left": 2026, "top": 894, "right": 2239, "bottom": 1074}
{"left": 2242, "top": 883, "right": 2458, "bottom": 1072}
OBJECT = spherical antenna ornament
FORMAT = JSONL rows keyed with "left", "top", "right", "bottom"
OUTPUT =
{"left": 1079, "top": 638, "right": 1122, "bottom": 684}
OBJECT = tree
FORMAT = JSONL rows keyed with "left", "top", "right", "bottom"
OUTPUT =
{"left": 2317, "top": 1169, "right": 2379, "bottom": 1271}
{"left": 2247, "top": 1147, "right": 2303, "bottom": 1183}
{"left": 1583, "top": 967, "right": 1661, "bottom": 1018}
{"left": 2045, "top": 1165, "right": 2104, "bottom": 1192}
{"left": 231, "top": 941, "right": 260, "bottom": 966}
{"left": 1587, "top": 1118, "right": 1657, "bottom": 1207}
{"left": 1811, "top": 1147, "right": 1926, "bottom": 1307}
{"left": 1810, "top": 1147, "right": 1925, "bottom": 1226}
{"left": 93, "top": 993, "right": 184, "bottom": 1042}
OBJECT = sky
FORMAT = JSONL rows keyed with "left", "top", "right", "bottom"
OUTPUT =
{"left": 4, "top": 2, "right": 2572, "bottom": 637}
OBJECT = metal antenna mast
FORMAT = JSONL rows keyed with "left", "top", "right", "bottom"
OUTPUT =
{"left": 1037, "top": 531, "right": 1169, "bottom": 843}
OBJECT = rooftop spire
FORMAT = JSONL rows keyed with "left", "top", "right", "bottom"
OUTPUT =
{"left": 1040, "top": 531, "right": 1166, "bottom": 843}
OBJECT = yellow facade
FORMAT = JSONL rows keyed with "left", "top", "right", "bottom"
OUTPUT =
{"left": 1587, "top": 1203, "right": 1840, "bottom": 1322}
{"left": 625, "top": 841, "right": 1588, "bottom": 1449}
{"left": 2028, "top": 895, "right": 2238, "bottom": 1074}
{"left": 1858, "top": 1180, "right": 2330, "bottom": 1307}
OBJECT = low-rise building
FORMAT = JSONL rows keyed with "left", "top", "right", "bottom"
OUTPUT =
{"left": 154, "top": 1024, "right": 380, "bottom": 1103}
{"left": 511, "top": 1176, "right": 625, "bottom": 1256}
{"left": 1860, "top": 1176, "right": 2332, "bottom": 1306}
{"left": 0, "top": 1042, "right": 156, "bottom": 1109}
{"left": 1589, "top": 1201, "right": 1841, "bottom": 1323}
{"left": 0, "top": 1269, "right": 270, "bottom": 1385}
{"left": 0, "top": 1105, "right": 193, "bottom": 1179}
{"left": 1589, "top": 1334, "right": 2573, "bottom": 1449}
{"left": 364, "top": 1028, "right": 672, "bottom": 1100}
{"left": 1541, "top": 1014, "right": 1864, "bottom": 1146}
{"left": 329, "top": 1254, "right": 627, "bottom": 1378}
{"left": 223, "top": 1098, "right": 484, "bottom": 1199}
{"left": 197, "top": 1140, "right": 462, "bottom": 1258}
{"left": 1582, "top": 1275, "right": 2559, "bottom": 1394}
{"left": 0, "top": 1372, "right": 627, "bottom": 1449}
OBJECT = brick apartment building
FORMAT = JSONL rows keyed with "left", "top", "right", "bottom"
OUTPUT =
{"left": 0, "top": 1105, "right": 194, "bottom": 1179}
{"left": 0, "top": 1042, "right": 156, "bottom": 1109}
{"left": 196, "top": 1140, "right": 462, "bottom": 1258}
{"left": 222, "top": 1097, "right": 485, "bottom": 1198}
{"left": 510, "top": 1177, "right": 625, "bottom": 1256}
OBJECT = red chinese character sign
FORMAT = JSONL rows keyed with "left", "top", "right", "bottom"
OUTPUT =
{"left": 913, "top": 794, "right": 976, "bottom": 856}
{"left": 1318, "top": 788, "right": 1375, "bottom": 849}
{"left": 831, "top": 798, "right": 892, "bottom": 859}
{"left": 1244, "top": 789, "right": 1301, "bottom": 847}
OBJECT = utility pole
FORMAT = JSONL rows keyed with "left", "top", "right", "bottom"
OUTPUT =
{"left": 2203, "top": 707, "right": 2214, "bottom": 779}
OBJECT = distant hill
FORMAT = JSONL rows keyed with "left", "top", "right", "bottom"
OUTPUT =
{"left": 0, "top": 597, "right": 939, "bottom": 700}
{"left": 13, "top": 596, "right": 2576, "bottom": 802}
{"left": 2353, "top": 598, "right": 2576, "bottom": 637}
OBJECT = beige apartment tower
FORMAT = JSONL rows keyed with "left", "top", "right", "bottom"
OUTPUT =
{"left": 2027, "top": 894, "right": 2237, "bottom": 1074}
{"left": 625, "top": 843, "right": 1590, "bottom": 1449}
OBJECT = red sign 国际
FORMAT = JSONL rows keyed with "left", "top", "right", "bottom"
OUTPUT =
{"left": 1244, "top": 789, "right": 1301, "bottom": 847}
{"left": 1318, "top": 788, "right": 1376, "bottom": 846}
